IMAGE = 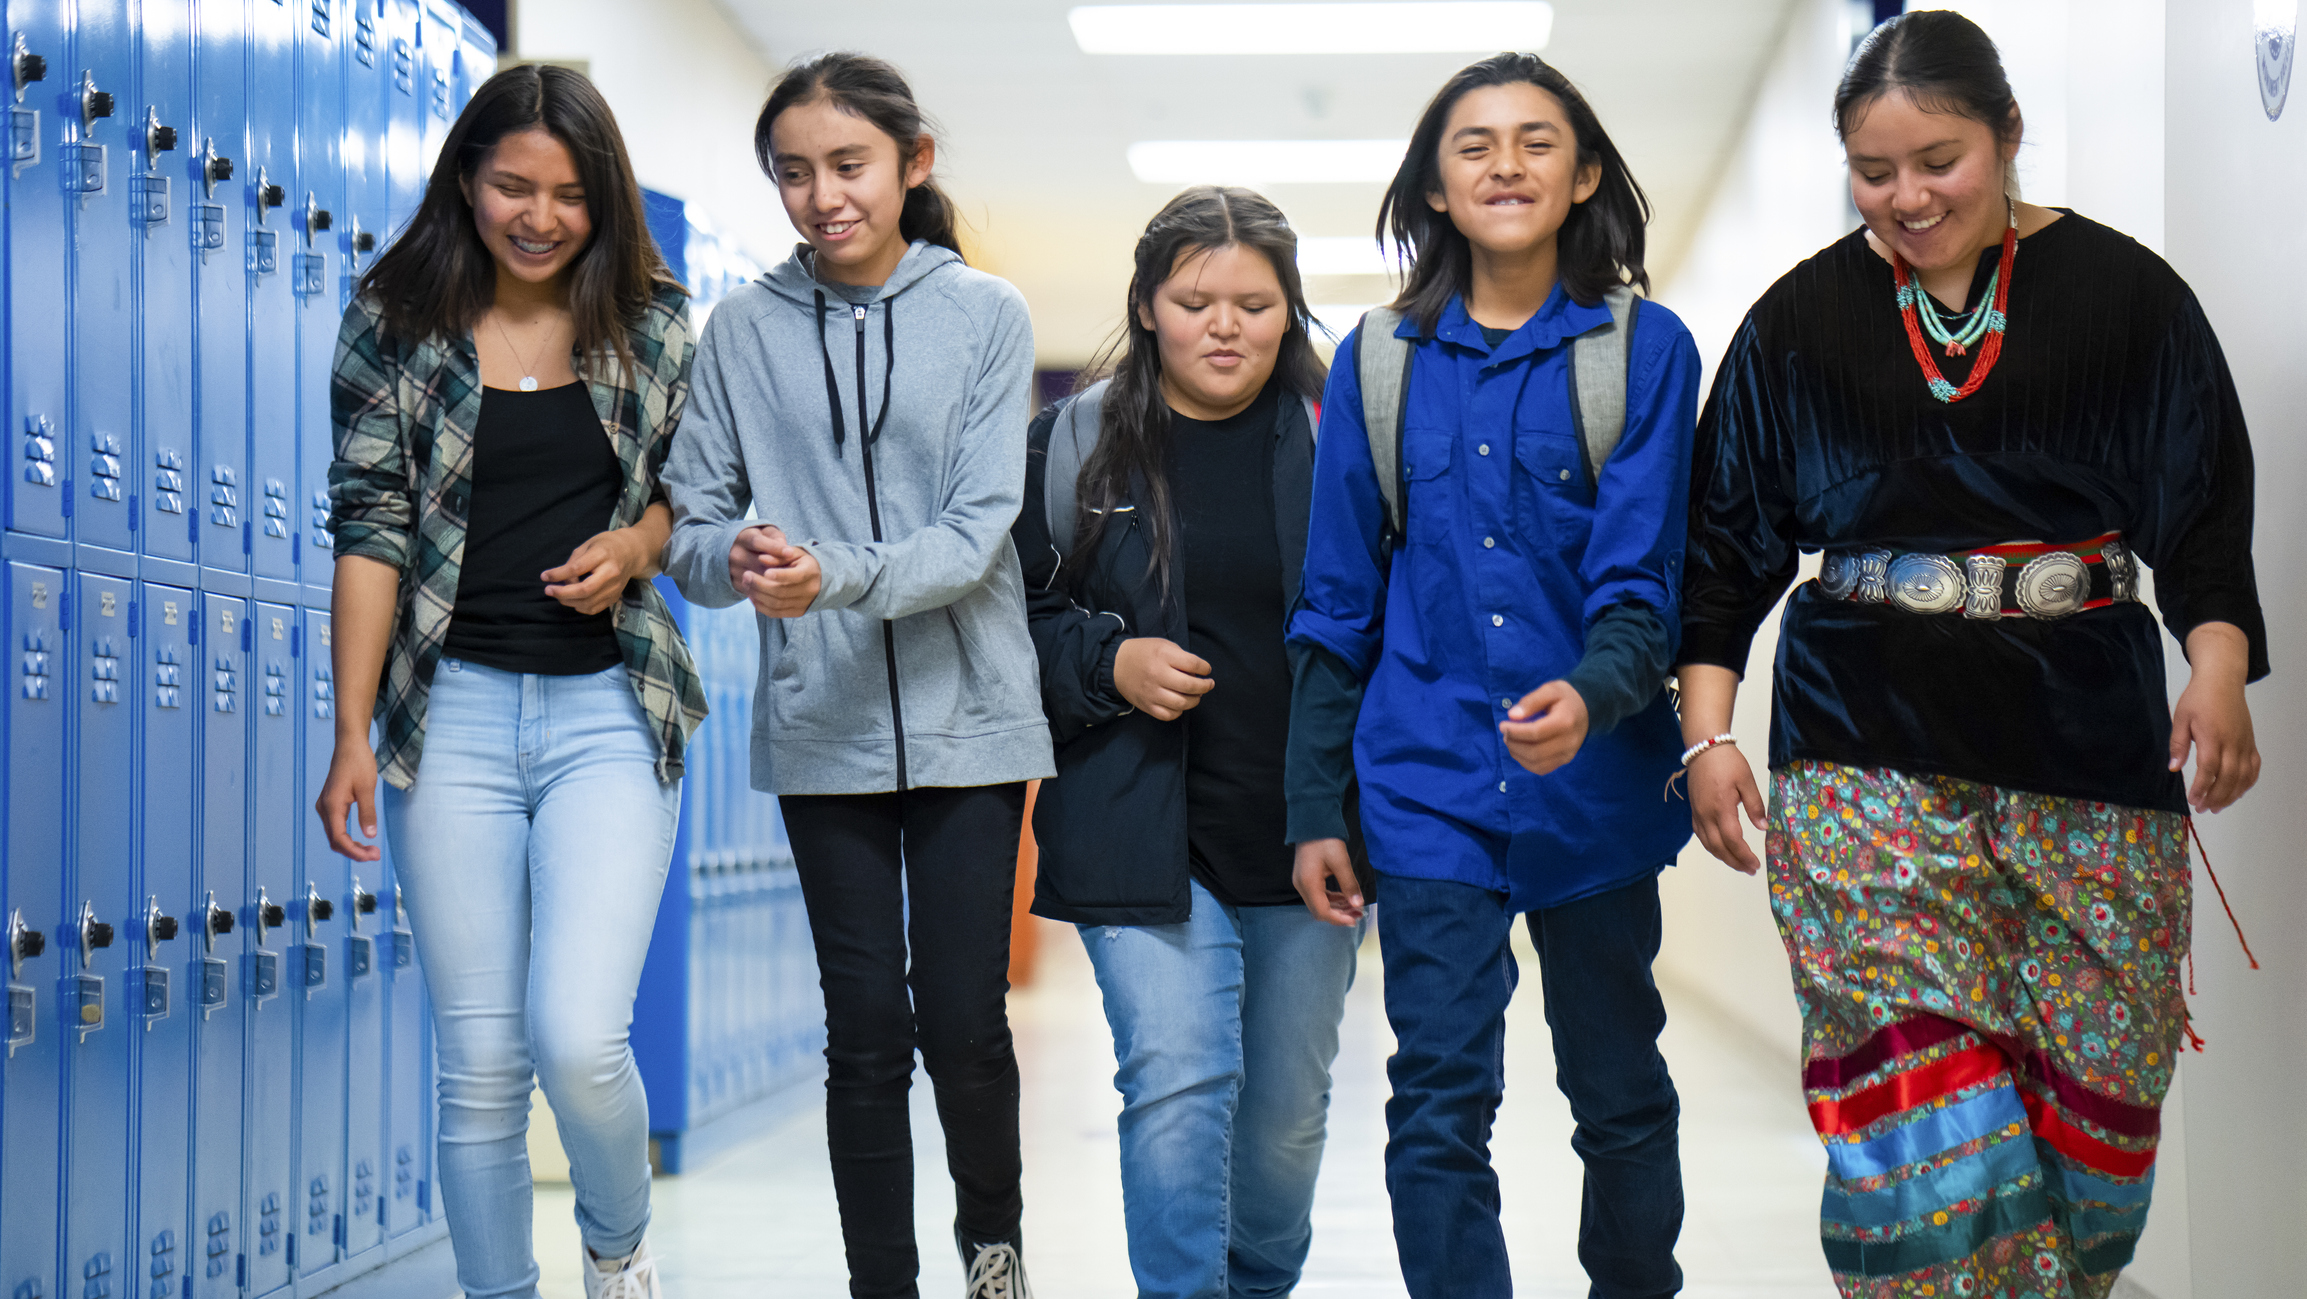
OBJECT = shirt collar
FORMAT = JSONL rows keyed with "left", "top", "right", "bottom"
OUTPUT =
{"left": 1405, "top": 285, "right": 1614, "bottom": 364}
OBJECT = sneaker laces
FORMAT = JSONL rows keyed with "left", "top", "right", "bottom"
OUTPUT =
{"left": 595, "top": 1247, "right": 661, "bottom": 1299}
{"left": 964, "top": 1242, "right": 1030, "bottom": 1299}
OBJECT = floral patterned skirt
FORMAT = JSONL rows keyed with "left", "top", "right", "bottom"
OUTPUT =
{"left": 1766, "top": 761, "right": 2190, "bottom": 1299}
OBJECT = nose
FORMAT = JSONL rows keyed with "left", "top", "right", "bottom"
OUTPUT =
{"left": 811, "top": 173, "right": 842, "bottom": 218}
{"left": 1208, "top": 302, "right": 1241, "bottom": 339}
{"left": 1892, "top": 167, "right": 1934, "bottom": 217}
{"left": 518, "top": 188, "right": 557, "bottom": 238}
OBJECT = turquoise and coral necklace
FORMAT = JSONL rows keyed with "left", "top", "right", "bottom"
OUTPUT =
{"left": 1890, "top": 198, "right": 2017, "bottom": 404}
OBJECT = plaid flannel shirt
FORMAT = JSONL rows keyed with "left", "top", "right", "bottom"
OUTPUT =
{"left": 329, "top": 282, "right": 708, "bottom": 789}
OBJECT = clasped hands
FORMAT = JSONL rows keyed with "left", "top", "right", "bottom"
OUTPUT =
{"left": 728, "top": 524, "right": 823, "bottom": 618}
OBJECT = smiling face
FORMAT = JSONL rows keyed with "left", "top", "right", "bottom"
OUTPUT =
{"left": 1138, "top": 243, "right": 1290, "bottom": 422}
{"left": 460, "top": 126, "right": 592, "bottom": 287}
{"left": 1843, "top": 89, "right": 2018, "bottom": 274}
{"left": 1424, "top": 81, "right": 1599, "bottom": 263}
{"left": 769, "top": 95, "right": 934, "bottom": 287}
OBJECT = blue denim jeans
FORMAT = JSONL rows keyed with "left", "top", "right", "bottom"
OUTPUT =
{"left": 380, "top": 660, "right": 681, "bottom": 1299}
{"left": 1081, "top": 879, "right": 1367, "bottom": 1299}
{"left": 1378, "top": 871, "right": 1683, "bottom": 1299}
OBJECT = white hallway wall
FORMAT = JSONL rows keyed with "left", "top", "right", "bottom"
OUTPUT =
{"left": 1659, "top": 1, "right": 2304, "bottom": 1294}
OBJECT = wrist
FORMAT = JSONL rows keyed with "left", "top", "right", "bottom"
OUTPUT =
{"left": 1679, "top": 733, "right": 1737, "bottom": 767}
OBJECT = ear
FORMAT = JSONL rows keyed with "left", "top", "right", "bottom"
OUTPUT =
{"left": 1571, "top": 158, "right": 1602, "bottom": 205}
{"left": 1425, "top": 188, "right": 1449, "bottom": 215}
{"left": 1136, "top": 299, "right": 1157, "bottom": 333}
{"left": 2000, "top": 107, "right": 2025, "bottom": 164}
{"left": 904, "top": 137, "right": 936, "bottom": 191}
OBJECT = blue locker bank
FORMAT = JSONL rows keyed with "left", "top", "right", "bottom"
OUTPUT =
{"left": 0, "top": 5, "right": 817, "bottom": 1296}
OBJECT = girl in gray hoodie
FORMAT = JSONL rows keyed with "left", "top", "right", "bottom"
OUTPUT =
{"left": 659, "top": 53, "right": 1051, "bottom": 1299}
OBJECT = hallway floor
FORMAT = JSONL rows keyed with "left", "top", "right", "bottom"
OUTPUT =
{"left": 530, "top": 917, "right": 1841, "bottom": 1298}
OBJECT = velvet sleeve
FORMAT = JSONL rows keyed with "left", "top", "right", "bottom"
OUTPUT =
{"left": 2132, "top": 292, "right": 2270, "bottom": 682}
{"left": 1677, "top": 314, "right": 1801, "bottom": 676}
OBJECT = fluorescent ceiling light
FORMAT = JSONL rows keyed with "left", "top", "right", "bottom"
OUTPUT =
{"left": 1070, "top": 2, "right": 1552, "bottom": 54}
{"left": 1128, "top": 139, "right": 1407, "bottom": 184}
{"left": 1297, "top": 236, "right": 1399, "bottom": 277}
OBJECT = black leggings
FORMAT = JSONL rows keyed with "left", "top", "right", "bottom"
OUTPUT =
{"left": 781, "top": 782, "right": 1027, "bottom": 1299}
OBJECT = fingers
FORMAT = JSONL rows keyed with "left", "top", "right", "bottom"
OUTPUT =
{"left": 317, "top": 784, "right": 382, "bottom": 864}
{"left": 1506, "top": 680, "right": 1569, "bottom": 722}
{"left": 1292, "top": 840, "right": 1363, "bottom": 926}
{"left": 1739, "top": 765, "right": 1767, "bottom": 828}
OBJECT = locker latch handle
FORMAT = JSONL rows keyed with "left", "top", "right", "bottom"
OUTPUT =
{"left": 202, "top": 889, "right": 235, "bottom": 953}
{"left": 256, "top": 167, "right": 284, "bottom": 224}
{"left": 253, "top": 887, "right": 285, "bottom": 946}
{"left": 146, "top": 896, "right": 180, "bottom": 948}
{"left": 11, "top": 34, "right": 43, "bottom": 104}
{"left": 350, "top": 216, "right": 376, "bottom": 256}
{"left": 348, "top": 878, "right": 378, "bottom": 933}
{"left": 77, "top": 69, "right": 114, "bottom": 131}
{"left": 78, "top": 901, "right": 115, "bottom": 972}
{"left": 6, "top": 908, "right": 43, "bottom": 979}
{"left": 304, "top": 191, "right": 333, "bottom": 248}
{"left": 305, "top": 882, "right": 335, "bottom": 928}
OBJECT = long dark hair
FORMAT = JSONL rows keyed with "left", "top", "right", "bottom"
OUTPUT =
{"left": 1379, "top": 52, "right": 1650, "bottom": 331}
{"left": 754, "top": 52, "right": 964, "bottom": 260}
{"left": 357, "top": 63, "right": 678, "bottom": 375}
{"left": 1067, "top": 186, "right": 1327, "bottom": 601}
{"left": 1834, "top": 10, "right": 2020, "bottom": 144}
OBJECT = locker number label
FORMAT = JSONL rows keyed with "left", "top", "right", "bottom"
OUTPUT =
{"left": 29, "top": 582, "right": 46, "bottom": 609}
{"left": 219, "top": 608, "right": 236, "bottom": 635}
{"left": 101, "top": 591, "right": 118, "bottom": 617}
{"left": 163, "top": 601, "right": 179, "bottom": 626}
{"left": 319, "top": 624, "right": 331, "bottom": 647}
{"left": 271, "top": 616, "right": 285, "bottom": 641}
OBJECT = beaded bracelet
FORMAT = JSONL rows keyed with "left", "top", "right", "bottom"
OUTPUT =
{"left": 1678, "top": 734, "right": 1737, "bottom": 767}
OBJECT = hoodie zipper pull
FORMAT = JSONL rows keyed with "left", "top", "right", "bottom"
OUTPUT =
{"left": 853, "top": 304, "right": 868, "bottom": 330}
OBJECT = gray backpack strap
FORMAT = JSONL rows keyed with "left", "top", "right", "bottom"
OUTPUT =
{"left": 1043, "top": 379, "right": 1110, "bottom": 562}
{"left": 1354, "top": 308, "right": 1413, "bottom": 548}
{"left": 1568, "top": 285, "right": 1641, "bottom": 493}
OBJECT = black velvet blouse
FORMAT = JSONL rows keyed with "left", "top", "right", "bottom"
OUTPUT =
{"left": 1679, "top": 213, "right": 2268, "bottom": 814}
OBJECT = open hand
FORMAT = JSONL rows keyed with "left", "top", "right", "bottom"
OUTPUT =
{"left": 1113, "top": 637, "right": 1213, "bottom": 720}
{"left": 2170, "top": 674, "right": 2260, "bottom": 812}
{"left": 1499, "top": 680, "right": 1589, "bottom": 775}
{"left": 1687, "top": 742, "right": 1764, "bottom": 874}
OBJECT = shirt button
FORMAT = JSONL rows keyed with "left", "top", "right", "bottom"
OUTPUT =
{"left": 1483, "top": 536, "right": 1496, "bottom": 548}
{"left": 1558, "top": 469, "right": 1571, "bottom": 482}
{"left": 1500, "top": 697, "right": 1512, "bottom": 708}
{"left": 1491, "top": 614, "right": 1504, "bottom": 627}
{"left": 1478, "top": 443, "right": 1491, "bottom": 456}
{"left": 1498, "top": 780, "right": 1508, "bottom": 793}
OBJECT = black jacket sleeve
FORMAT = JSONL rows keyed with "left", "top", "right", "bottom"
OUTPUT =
{"left": 1018, "top": 407, "right": 1134, "bottom": 745}
{"left": 1284, "top": 638, "right": 1363, "bottom": 845}
{"left": 1565, "top": 601, "right": 1672, "bottom": 736}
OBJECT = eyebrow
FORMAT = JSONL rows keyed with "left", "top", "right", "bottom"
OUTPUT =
{"left": 1846, "top": 138, "right": 1968, "bottom": 163}
{"left": 1449, "top": 120, "right": 1560, "bottom": 143}
{"left": 771, "top": 143, "right": 873, "bottom": 166}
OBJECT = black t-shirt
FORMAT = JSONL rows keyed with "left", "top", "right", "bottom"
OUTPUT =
{"left": 443, "top": 383, "right": 624, "bottom": 676}
{"left": 1171, "top": 382, "right": 1296, "bottom": 907}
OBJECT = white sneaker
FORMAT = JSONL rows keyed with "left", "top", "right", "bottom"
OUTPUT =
{"left": 963, "top": 1241, "right": 1030, "bottom": 1299}
{"left": 582, "top": 1237, "right": 663, "bottom": 1299}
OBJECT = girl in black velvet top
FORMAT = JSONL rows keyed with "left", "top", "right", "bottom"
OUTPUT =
{"left": 1674, "top": 13, "right": 2263, "bottom": 1298}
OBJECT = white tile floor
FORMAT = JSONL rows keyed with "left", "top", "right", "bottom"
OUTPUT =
{"left": 528, "top": 918, "right": 1841, "bottom": 1298}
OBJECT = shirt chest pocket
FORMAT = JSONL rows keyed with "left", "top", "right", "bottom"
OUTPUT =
{"left": 1400, "top": 425, "right": 1458, "bottom": 549}
{"left": 1513, "top": 428, "right": 1591, "bottom": 549}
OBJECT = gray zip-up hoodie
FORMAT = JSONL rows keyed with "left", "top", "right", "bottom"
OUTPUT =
{"left": 660, "top": 240, "right": 1055, "bottom": 795}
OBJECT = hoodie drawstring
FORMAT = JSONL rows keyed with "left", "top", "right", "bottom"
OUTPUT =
{"left": 813, "top": 289, "right": 898, "bottom": 455}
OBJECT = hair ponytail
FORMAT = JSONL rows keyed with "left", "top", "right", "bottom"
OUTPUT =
{"left": 755, "top": 52, "right": 965, "bottom": 260}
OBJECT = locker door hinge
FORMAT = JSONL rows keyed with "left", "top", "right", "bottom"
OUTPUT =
{"left": 59, "top": 591, "right": 71, "bottom": 631}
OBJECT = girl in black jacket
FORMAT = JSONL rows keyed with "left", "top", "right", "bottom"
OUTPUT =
{"left": 1011, "top": 187, "right": 1365, "bottom": 1298}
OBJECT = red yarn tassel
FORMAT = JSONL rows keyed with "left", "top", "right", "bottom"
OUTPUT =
{"left": 2187, "top": 817, "right": 2260, "bottom": 970}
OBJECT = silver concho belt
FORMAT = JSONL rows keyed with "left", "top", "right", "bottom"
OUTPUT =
{"left": 1818, "top": 532, "right": 2138, "bottom": 621}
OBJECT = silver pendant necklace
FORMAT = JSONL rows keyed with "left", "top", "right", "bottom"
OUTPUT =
{"left": 491, "top": 311, "right": 551, "bottom": 392}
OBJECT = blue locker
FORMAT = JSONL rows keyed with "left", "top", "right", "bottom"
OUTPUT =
{"left": 63, "top": 571, "right": 137, "bottom": 1299}
{"left": 191, "top": 590, "right": 248, "bottom": 1296}
{"left": 6, "top": 4, "right": 70, "bottom": 538}
{"left": 246, "top": 2, "right": 297, "bottom": 586}
{"left": 416, "top": 1, "right": 457, "bottom": 167}
{"left": 137, "top": 2, "right": 199, "bottom": 564}
{"left": 245, "top": 600, "right": 297, "bottom": 1296}
{"left": 293, "top": 0, "right": 344, "bottom": 596}
{"left": 2, "top": 562, "right": 67, "bottom": 1299}
{"left": 457, "top": 6, "right": 495, "bottom": 98}
{"left": 307, "top": 608, "right": 389, "bottom": 1272}
{"left": 290, "top": 606, "right": 355, "bottom": 1290}
{"left": 134, "top": 582, "right": 198, "bottom": 1299}
{"left": 68, "top": 2, "right": 138, "bottom": 558}
{"left": 379, "top": 846, "right": 434, "bottom": 1241}
{"left": 379, "top": 0, "right": 422, "bottom": 237}
{"left": 191, "top": 0, "right": 248, "bottom": 579}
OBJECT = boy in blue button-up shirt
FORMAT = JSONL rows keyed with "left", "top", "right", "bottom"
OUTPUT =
{"left": 1285, "top": 55, "right": 1699, "bottom": 1299}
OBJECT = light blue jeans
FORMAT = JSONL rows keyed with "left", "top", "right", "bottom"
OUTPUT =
{"left": 381, "top": 660, "right": 680, "bottom": 1299}
{"left": 1081, "top": 879, "right": 1367, "bottom": 1299}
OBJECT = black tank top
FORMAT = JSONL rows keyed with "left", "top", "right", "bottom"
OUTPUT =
{"left": 443, "top": 383, "right": 624, "bottom": 676}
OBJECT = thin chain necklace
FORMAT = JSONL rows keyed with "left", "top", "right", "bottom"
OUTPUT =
{"left": 1890, "top": 198, "right": 2017, "bottom": 404}
{"left": 490, "top": 309, "right": 555, "bottom": 392}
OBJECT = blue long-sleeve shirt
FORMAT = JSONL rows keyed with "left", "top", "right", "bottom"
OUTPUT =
{"left": 1286, "top": 288, "right": 1700, "bottom": 911}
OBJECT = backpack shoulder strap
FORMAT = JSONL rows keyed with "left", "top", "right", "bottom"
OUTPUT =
{"left": 1043, "top": 379, "right": 1110, "bottom": 563}
{"left": 1355, "top": 308, "right": 1413, "bottom": 548}
{"left": 1568, "top": 285, "right": 1641, "bottom": 493}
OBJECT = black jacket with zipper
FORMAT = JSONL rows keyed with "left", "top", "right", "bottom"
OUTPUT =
{"left": 1016, "top": 388, "right": 1365, "bottom": 927}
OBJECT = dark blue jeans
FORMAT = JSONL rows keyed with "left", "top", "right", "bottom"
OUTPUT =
{"left": 1378, "top": 870, "right": 1683, "bottom": 1299}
